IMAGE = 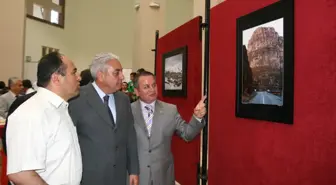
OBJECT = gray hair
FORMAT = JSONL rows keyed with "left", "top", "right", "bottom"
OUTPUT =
{"left": 8, "top": 77, "right": 20, "bottom": 88}
{"left": 90, "top": 52, "right": 120, "bottom": 80}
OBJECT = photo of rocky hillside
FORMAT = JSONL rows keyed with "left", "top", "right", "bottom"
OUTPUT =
{"left": 164, "top": 53, "right": 183, "bottom": 90}
{"left": 241, "top": 18, "right": 284, "bottom": 106}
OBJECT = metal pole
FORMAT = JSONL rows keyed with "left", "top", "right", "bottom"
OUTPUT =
{"left": 152, "top": 30, "right": 159, "bottom": 75}
{"left": 200, "top": 0, "right": 210, "bottom": 184}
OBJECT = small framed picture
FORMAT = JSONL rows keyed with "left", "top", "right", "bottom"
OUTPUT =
{"left": 162, "top": 46, "right": 188, "bottom": 97}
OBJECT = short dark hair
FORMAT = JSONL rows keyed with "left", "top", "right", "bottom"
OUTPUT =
{"left": 22, "top": 79, "right": 33, "bottom": 88}
{"left": 37, "top": 52, "right": 67, "bottom": 87}
{"left": 136, "top": 68, "right": 145, "bottom": 74}
{"left": 130, "top": 72, "right": 136, "bottom": 76}
{"left": 80, "top": 69, "right": 93, "bottom": 86}
{"left": 134, "top": 70, "right": 155, "bottom": 88}
{"left": 0, "top": 81, "right": 5, "bottom": 89}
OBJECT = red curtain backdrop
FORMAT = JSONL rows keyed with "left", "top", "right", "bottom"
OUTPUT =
{"left": 156, "top": 16, "right": 202, "bottom": 185}
{"left": 209, "top": 0, "right": 336, "bottom": 184}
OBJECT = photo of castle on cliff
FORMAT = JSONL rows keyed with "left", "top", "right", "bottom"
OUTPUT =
{"left": 241, "top": 18, "right": 284, "bottom": 106}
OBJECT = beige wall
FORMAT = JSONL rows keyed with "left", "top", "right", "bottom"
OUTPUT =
{"left": 23, "top": 0, "right": 136, "bottom": 80}
{"left": 2, "top": 0, "right": 225, "bottom": 83}
{"left": 132, "top": 0, "right": 195, "bottom": 73}
{"left": 166, "top": 0, "right": 193, "bottom": 33}
{"left": 65, "top": 0, "right": 135, "bottom": 71}
{"left": 0, "top": 0, "right": 26, "bottom": 82}
{"left": 24, "top": 18, "right": 68, "bottom": 81}
{"left": 132, "top": 0, "right": 166, "bottom": 72}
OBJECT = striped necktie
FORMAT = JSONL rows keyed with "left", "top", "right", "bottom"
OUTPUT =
{"left": 144, "top": 105, "right": 154, "bottom": 136}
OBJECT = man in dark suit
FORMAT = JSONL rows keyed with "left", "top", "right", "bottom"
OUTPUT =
{"left": 69, "top": 52, "right": 139, "bottom": 185}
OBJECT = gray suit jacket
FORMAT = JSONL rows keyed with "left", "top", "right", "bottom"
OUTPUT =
{"left": 69, "top": 84, "right": 139, "bottom": 185}
{"left": 131, "top": 100, "right": 205, "bottom": 185}
{"left": 0, "top": 91, "right": 16, "bottom": 118}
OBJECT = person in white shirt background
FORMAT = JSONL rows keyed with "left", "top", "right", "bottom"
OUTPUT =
{"left": 6, "top": 52, "right": 82, "bottom": 185}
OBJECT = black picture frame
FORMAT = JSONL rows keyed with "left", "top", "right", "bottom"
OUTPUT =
{"left": 162, "top": 46, "right": 188, "bottom": 97}
{"left": 235, "top": 0, "right": 294, "bottom": 124}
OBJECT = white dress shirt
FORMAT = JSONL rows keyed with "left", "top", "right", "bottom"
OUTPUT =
{"left": 6, "top": 87, "right": 82, "bottom": 185}
{"left": 140, "top": 100, "right": 155, "bottom": 119}
{"left": 92, "top": 82, "right": 117, "bottom": 123}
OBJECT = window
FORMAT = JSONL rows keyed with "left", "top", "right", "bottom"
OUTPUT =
{"left": 51, "top": 10, "right": 59, "bottom": 24}
{"left": 26, "top": 0, "right": 65, "bottom": 28}
{"left": 33, "top": 4, "right": 44, "bottom": 19}
{"left": 52, "top": 0, "right": 60, "bottom": 5}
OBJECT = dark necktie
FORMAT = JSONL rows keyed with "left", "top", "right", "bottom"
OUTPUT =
{"left": 103, "top": 95, "right": 116, "bottom": 128}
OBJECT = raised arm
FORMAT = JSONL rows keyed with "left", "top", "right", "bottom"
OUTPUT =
{"left": 175, "top": 96, "right": 207, "bottom": 141}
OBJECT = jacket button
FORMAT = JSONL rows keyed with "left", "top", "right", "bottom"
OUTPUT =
{"left": 116, "top": 146, "right": 119, "bottom": 149}
{"left": 147, "top": 165, "right": 150, "bottom": 168}
{"left": 148, "top": 150, "right": 151, "bottom": 153}
{"left": 113, "top": 164, "right": 116, "bottom": 167}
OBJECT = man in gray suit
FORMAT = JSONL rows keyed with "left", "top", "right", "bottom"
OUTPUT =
{"left": 0, "top": 77, "right": 23, "bottom": 118}
{"left": 131, "top": 71, "right": 206, "bottom": 185}
{"left": 69, "top": 52, "right": 139, "bottom": 185}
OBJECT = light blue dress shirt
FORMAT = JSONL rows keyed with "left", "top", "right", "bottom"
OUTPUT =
{"left": 92, "top": 82, "right": 117, "bottom": 123}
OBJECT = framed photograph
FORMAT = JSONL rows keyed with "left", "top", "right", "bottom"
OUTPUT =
{"left": 235, "top": 0, "right": 294, "bottom": 124}
{"left": 162, "top": 46, "right": 188, "bottom": 97}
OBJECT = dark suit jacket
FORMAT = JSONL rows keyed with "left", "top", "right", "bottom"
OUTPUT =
{"left": 69, "top": 84, "right": 139, "bottom": 185}
{"left": 2, "top": 91, "right": 37, "bottom": 155}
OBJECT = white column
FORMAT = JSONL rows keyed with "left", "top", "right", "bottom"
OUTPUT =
{"left": 132, "top": 0, "right": 166, "bottom": 72}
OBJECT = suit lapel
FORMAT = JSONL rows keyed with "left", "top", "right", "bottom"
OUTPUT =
{"left": 114, "top": 92, "right": 122, "bottom": 128}
{"left": 83, "top": 84, "right": 114, "bottom": 127}
{"left": 133, "top": 100, "right": 149, "bottom": 136}
{"left": 150, "top": 101, "right": 164, "bottom": 141}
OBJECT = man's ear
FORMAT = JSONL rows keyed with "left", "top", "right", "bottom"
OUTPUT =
{"left": 96, "top": 71, "right": 104, "bottom": 82}
{"left": 50, "top": 73, "right": 61, "bottom": 85}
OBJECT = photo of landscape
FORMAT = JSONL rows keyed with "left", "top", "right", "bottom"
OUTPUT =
{"left": 164, "top": 53, "right": 183, "bottom": 90}
{"left": 241, "top": 18, "right": 284, "bottom": 106}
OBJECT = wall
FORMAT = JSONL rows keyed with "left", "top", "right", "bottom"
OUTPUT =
{"left": 209, "top": 0, "right": 336, "bottom": 184}
{"left": 65, "top": 0, "right": 135, "bottom": 71}
{"left": 165, "top": 0, "right": 193, "bottom": 33}
{"left": 132, "top": 0, "right": 166, "bottom": 72}
{"left": 24, "top": 0, "right": 136, "bottom": 81}
{"left": 0, "top": 0, "right": 25, "bottom": 81}
{"left": 24, "top": 18, "right": 68, "bottom": 81}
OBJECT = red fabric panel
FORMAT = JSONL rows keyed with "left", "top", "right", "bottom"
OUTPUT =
{"left": 156, "top": 17, "right": 202, "bottom": 185}
{"left": 1, "top": 150, "right": 8, "bottom": 185}
{"left": 209, "top": 0, "right": 336, "bottom": 184}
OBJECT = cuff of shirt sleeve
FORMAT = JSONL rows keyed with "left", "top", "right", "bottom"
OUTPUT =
{"left": 193, "top": 115, "right": 202, "bottom": 122}
{"left": 7, "top": 161, "right": 45, "bottom": 175}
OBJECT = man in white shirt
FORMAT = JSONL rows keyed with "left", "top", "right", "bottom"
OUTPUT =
{"left": 6, "top": 52, "right": 82, "bottom": 185}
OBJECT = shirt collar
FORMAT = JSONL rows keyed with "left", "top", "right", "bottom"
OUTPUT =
{"left": 8, "top": 90, "right": 16, "bottom": 98}
{"left": 92, "top": 82, "right": 114, "bottom": 102}
{"left": 140, "top": 100, "right": 156, "bottom": 111}
{"left": 37, "top": 87, "right": 68, "bottom": 108}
